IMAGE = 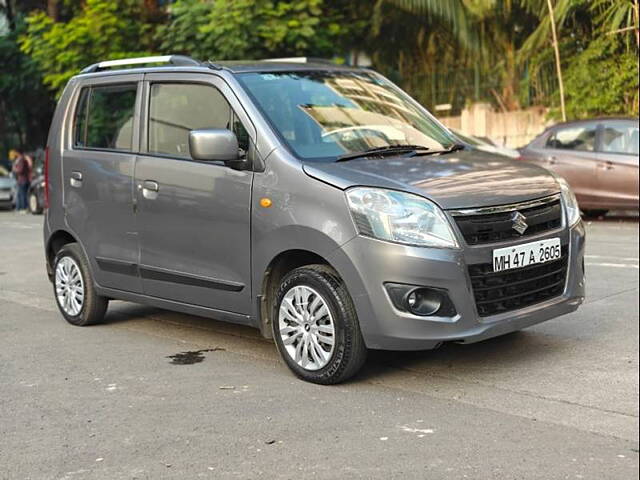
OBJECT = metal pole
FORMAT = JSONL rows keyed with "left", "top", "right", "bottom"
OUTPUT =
{"left": 546, "top": 0, "right": 567, "bottom": 122}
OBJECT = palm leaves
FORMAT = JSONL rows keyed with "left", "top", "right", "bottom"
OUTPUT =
{"left": 384, "top": 0, "right": 478, "bottom": 48}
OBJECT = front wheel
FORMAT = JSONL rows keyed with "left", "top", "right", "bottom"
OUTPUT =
{"left": 272, "top": 264, "right": 367, "bottom": 384}
{"left": 53, "top": 243, "right": 108, "bottom": 326}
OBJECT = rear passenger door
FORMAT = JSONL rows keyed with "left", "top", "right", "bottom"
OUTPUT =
{"left": 541, "top": 123, "right": 600, "bottom": 205}
{"left": 134, "top": 74, "right": 254, "bottom": 316}
{"left": 64, "top": 74, "right": 143, "bottom": 293}
{"left": 596, "top": 120, "right": 640, "bottom": 209}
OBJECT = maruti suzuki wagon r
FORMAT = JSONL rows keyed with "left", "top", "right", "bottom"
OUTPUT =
{"left": 44, "top": 55, "right": 585, "bottom": 384}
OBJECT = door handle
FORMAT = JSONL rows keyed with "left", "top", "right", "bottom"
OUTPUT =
{"left": 143, "top": 180, "right": 159, "bottom": 192}
{"left": 141, "top": 180, "right": 159, "bottom": 200}
{"left": 598, "top": 161, "right": 614, "bottom": 170}
{"left": 546, "top": 156, "right": 557, "bottom": 165}
{"left": 70, "top": 171, "right": 83, "bottom": 188}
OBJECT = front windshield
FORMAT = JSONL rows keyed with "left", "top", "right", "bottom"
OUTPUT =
{"left": 237, "top": 70, "right": 456, "bottom": 161}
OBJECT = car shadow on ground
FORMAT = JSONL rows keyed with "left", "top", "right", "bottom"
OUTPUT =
{"left": 356, "top": 330, "right": 562, "bottom": 381}
{"left": 99, "top": 300, "right": 561, "bottom": 384}
{"left": 585, "top": 211, "right": 638, "bottom": 223}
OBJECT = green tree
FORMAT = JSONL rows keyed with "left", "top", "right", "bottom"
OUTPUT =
{"left": 0, "top": 16, "right": 54, "bottom": 156}
{"left": 157, "top": 0, "right": 348, "bottom": 60}
{"left": 518, "top": 0, "right": 638, "bottom": 118}
{"left": 19, "top": 0, "right": 160, "bottom": 96}
{"left": 563, "top": 36, "right": 638, "bottom": 118}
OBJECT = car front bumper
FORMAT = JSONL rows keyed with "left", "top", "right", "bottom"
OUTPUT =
{"left": 328, "top": 221, "right": 585, "bottom": 351}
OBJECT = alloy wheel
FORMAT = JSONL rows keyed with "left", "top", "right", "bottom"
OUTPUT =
{"left": 55, "top": 257, "right": 85, "bottom": 316}
{"left": 278, "top": 285, "right": 335, "bottom": 371}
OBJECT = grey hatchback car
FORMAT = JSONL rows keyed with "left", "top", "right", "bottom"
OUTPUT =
{"left": 44, "top": 55, "right": 585, "bottom": 384}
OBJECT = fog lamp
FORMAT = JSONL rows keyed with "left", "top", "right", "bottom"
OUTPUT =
{"left": 384, "top": 283, "right": 457, "bottom": 317}
{"left": 405, "top": 288, "right": 442, "bottom": 316}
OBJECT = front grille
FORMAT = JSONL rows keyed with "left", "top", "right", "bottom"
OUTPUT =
{"left": 453, "top": 197, "right": 562, "bottom": 245}
{"left": 468, "top": 246, "right": 568, "bottom": 317}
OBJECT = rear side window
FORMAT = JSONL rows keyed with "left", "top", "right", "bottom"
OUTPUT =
{"left": 148, "top": 83, "right": 249, "bottom": 158}
{"left": 73, "top": 84, "right": 137, "bottom": 151}
{"left": 600, "top": 122, "right": 639, "bottom": 155}
{"left": 546, "top": 125, "right": 596, "bottom": 152}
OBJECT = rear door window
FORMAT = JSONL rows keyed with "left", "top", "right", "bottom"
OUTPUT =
{"left": 148, "top": 83, "right": 249, "bottom": 158}
{"left": 73, "top": 84, "right": 138, "bottom": 151}
{"left": 600, "top": 122, "right": 639, "bottom": 155}
{"left": 546, "top": 125, "right": 597, "bottom": 152}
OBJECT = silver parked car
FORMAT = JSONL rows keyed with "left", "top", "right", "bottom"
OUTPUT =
{"left": 519, "top": 118, "right": 639, "bottom": 216}
{"left": 0, "top": 166, "right": 16, "bottom": 209}
{"left": 44, "top": 56, "right": 585, "bottom": 384}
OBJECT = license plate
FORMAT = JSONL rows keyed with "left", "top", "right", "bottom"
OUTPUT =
{"left": 493, "top": 238, "right": 561, "bottom": 272}
{"left": 0, "top": 192, "right": 10, "bottom": 200}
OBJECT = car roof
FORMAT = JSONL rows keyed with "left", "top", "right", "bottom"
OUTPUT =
{"left": 549, "top": 117, "right": 638, "bottom": 129}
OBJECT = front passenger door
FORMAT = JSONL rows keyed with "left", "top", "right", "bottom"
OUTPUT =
{"left": 541, "top": 123, "right": 599, "bottom": 206}
{"left": 135, "top": 75, "right": 255, "bottom": 316}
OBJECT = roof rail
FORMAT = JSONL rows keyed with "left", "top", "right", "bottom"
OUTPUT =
{"left": 262, "top": 57, "right": 335, "bottom": 64}
{"left": 81, "top": 55, "right": 201, "bottom": 74}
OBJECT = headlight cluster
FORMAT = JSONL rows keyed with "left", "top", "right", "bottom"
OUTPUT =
{"left": 345, "top": 187, "right": 458, "bottom": 248}
{"left": 555, "top": 175, "right": 581, "bottom": 226}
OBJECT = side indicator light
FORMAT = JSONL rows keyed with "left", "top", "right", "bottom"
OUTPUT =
{"left": 260, "top": 198, "right": 272, "bottom": 208}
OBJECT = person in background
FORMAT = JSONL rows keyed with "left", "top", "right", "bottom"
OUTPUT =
{"left": 25, "top": 153, "right": 35, "bottom": 181}
{"left": 11, "top": 148, "right": 31, "bottom": 213}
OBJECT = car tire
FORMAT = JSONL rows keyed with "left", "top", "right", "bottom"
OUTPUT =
{"left": 272, "top": 264, "right": 367, "bottom": 384}
{"left": 53, "top": 243, "right": 108, "bottom": 326}
{"left": 582, "top": 209, "right": 608, "bottom": 218}
{"left": 28, "top": 191, "right": 42, "bottom": 214}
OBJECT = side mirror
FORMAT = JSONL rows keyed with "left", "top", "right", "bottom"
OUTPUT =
{"left": 189, "top": 129, "right": 247, "bottom": 168}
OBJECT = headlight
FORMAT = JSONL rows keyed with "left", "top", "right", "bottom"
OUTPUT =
{"left": 555, "top": 175, "right": 581, "bottom": 226}
{"left": 346, "top": 187, "right": 459, "bottom": 248}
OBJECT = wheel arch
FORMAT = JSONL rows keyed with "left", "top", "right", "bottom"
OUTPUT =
{"left": 46, "top": 229, "right": 79, "bottom": 278}
{"left": 258, "top": 249, "right": 334, "bottom": 339}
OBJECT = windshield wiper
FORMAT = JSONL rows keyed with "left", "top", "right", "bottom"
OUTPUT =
{"left": 403, "top": 142, "right": 467, "bottom": 157}
{"left": 337, "top": 145, "right": 430, "bottom": 162}
{"left": 426, "top": 143, "right": 467, "bottom": 155}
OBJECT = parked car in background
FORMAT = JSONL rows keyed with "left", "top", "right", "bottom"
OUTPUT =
{"left": 28, "top": 172, "right": 45, "bottom": 215}
{"left": 452, "top": 129, "right": 520, "bottom": 159}
{"left": 519, "top": 118, "right": 639, "bottom": 217}
{"left": 0, "top": 167, "right": 16, "bottom": 210}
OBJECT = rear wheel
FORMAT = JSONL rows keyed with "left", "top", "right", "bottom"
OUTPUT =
{"left": 272, "top": 264, "right": 367, "bottom": 384}
{"left": 53, "top": 243, "right": 108, "bottom": 326}
{"left": 28, "top": 191, "right": 42, "bottom": 214}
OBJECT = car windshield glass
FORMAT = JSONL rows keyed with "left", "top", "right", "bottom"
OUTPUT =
{"left": 237, "top": 71, "right": 455, "bottom": 161}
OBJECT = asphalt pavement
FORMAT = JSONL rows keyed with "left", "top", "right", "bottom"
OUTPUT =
{"left": 0, "top": 211, "right": 638, "bottom": 479}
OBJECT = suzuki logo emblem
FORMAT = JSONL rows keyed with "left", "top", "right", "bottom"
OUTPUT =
{"left": 511, "top": 211, "right": 528, "bottom": 235}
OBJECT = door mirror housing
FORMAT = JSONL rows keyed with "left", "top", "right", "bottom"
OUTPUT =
{"left": 189, "top": 129, "right": 247, "bottom": 168}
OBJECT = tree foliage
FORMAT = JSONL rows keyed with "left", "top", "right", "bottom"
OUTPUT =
{"left": 0, "top": 16, "right": 54, "bottom": 153}
{"left": 563, "top": 36, "right": 639, "bottom": 118}
{"left": 157, "top": 0, "right": 349, "bottom": 60}
{"left": 0, "top": 0, "right": 636, "bottom": 157}
{"left": 18, "top": 0, "right": 157, "bottom": 96}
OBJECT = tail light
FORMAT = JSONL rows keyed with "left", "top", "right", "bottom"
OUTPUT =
{"left": 44, "top": 146, "right": 50, "bottom": 209}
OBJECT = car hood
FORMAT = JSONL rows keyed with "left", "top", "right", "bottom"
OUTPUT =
{"left": 303, "top": 150, "right": 559, "bottom": 210}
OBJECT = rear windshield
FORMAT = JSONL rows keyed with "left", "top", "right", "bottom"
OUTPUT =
{"left": 237, "top": 71, "right": 455, "bottom": 161}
